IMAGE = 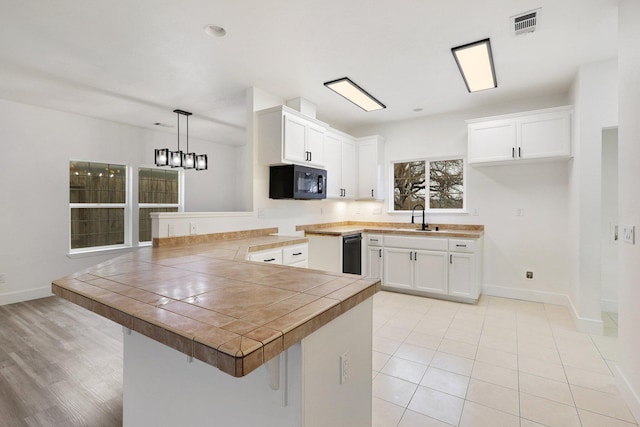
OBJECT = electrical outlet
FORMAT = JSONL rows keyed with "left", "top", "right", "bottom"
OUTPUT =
{"left": 340, "top": 351, "right": 349, "bottom": 384}
{"left": 257, "top": 208, "right": 265, "bottom": 219}
{"left": 0, "top": 273, "right": 5, "bottom": 285}
{"left": 516, "top": 208, "right": 524, "bottom": 217}
{"left": 168, "top": 224, "right": 176, "bottom": 237}
{"left": 472, "top": 207, "right": 480, "bottom": 216}
{"left": 623, "top": 225, "right": 636, "bottom": 244}
{"left": 526, "top": 271, "right": 533, "bottom": 279}
{"left": 190, "top": 222, "right": 197, "bottom": 235}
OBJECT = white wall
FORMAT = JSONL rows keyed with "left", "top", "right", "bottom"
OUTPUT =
{"left": 600, "top": 128, "right": 619, "bottom": 312}
{"left": 348, "top": 94, "right": 572, "bottom": 304}
{"left": 567, "top": 59, "right": 618, "bottom": 333}
{"left": 616, "top": 0, "right": 640, "bottom": 421}
{"left": 0, "top": 98, "right": 239, "bottom": 304}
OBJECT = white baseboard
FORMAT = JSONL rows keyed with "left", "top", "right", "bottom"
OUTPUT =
{"left": 0, "top": 286, "right": 53, "bottom": 306}
{"left": 601, "top": 298, "right": 619, "bottom": 313}
{"left": 567, "top": 296, "right": 604, "bottom": 335}
{"left": 615, "top": 365, "right": 640, "bottom": 424}
{"left": 481, "top": 284, "right": 570, "bottom": 306}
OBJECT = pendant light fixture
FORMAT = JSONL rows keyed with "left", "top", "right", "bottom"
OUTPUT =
{"left": 154, "top": 109, "right": 208, "bottom": 171}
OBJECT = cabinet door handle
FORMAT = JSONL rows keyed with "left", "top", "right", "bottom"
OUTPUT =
{"left": 518, "top": 147, "right": 521, "bottom": 158}
{"left": 413, "top": 251, "right": 417, "bottom": 261}
{"left": 309, "top": 151, "right": 312, "bottom": 162}
{"left": 264, "top": 258, "right": 276, "bottom": 262}
{"left": 371, "top": 189, "right": 374, "bottom": 198}
{"left": 293, "top": 252, "right": 302, "bottom": 256}
{"left": 512, "top": 147, "right": 515, "bottom": 158}
{"left": 409, "top": 252, "right": 413, "bottom": 261}
{"left": 450, "top": 254, "right": 453, "bottom": 264}
{"left": 378, "top": 249, "right": 382, "bottom": 257}
{"left": 370, "top": 238, "right": 378, "bottom": 242}
{"left": 456, "top": 244, "right": 467, "bottom": 248}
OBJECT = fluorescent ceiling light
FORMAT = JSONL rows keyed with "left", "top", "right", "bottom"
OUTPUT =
{"left": 324, "top": 77, "right": 386, "bottom": 112}
{"left": 451, "top": 39, "right": 497, "bottom": 92}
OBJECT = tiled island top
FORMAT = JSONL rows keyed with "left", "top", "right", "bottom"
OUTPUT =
{"left": 52, "top": 228, "right": 380, "bottom": 377}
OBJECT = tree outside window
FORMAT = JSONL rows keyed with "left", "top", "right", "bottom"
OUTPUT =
{"left": 393, "top": 158, "right": 465, "bottom": 211}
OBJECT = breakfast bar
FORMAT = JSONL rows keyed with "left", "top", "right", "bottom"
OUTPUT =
{"left": 52, "top": 228, "right": 380, "bottom": 427}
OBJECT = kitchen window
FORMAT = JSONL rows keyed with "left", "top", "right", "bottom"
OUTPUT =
{"left": 138, "top": 168, "right": 180, "bottom": 243}
{"left": 69, "top": 161, "right": 129, "bottom": 251}
{"left": 392, "top": 158, "right": 465, "bottom": 212}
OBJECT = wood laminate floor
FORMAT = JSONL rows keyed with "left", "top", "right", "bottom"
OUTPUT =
{"left": 0, "top": 296, "right": 123, "bottom": 427}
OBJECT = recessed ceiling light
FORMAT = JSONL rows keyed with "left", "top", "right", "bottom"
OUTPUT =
{"left": 451, "top": 38, "right": 497, "bottom": 92}
{"left": 323, "top": 77, "right": 386, "bottom": 112}
{"left": 204, "top": 25, "right": 227, "bottom": 37}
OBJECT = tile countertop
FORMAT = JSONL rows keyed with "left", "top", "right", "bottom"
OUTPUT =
{"left": 297, "top": 221, "right": 484, "bottom": 239}
{"left": 51, "top": 228, "right": 380, "bottom": 378}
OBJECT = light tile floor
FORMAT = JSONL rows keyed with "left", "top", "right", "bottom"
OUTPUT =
{"left": 371, "top": 291, "right": 637, "bottom": 427}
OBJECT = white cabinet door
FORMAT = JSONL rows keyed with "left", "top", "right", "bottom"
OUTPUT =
{"left": 517, "top": 110, "right": 571, "bottom": 160}
{"left": 342, "top": 140, "right": 357, "bottom": 199}
{"left": 383, "top": 248, "right": 413, "bottom": 289}
{"left": 468, "top": 119, "right": 516, "bottom": 164}
{"left": 324, "top": 133, "right": 343, "bottom": 198}
{"left": 413, "top": 250, "right": 448, "bottom": 295}
{"left": 367, "top": 246, "right": 383, "bottom": 280}
{"left": 306, "top": 124, "right": 325, "bottom": 167}
{"left": 357, "top": 136, "right": 384, "bottom": 200}
{"left": 283, "top": 114, "right": 308, "bottom": 164}
{"left": 448, "top": 253, "right": 476, "bottom": 299}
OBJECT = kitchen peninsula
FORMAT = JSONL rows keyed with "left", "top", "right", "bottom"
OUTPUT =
{"left": 52, "top": 227, "right": 379, "bottom": 427}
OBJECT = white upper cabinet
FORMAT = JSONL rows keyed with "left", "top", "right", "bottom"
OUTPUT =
{"left": 258, "top": 105, "right": 326, "bottom": 167}
{"left": 324, "top": 130, "right": 357, "bottom": 199}
{"left": 467, "top": 106, "right": 572, "bottom": 166}
{"left": 357, "top": 135, "right": 385, "bottom": 200}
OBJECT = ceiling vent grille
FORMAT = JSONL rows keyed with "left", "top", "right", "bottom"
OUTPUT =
{"left": 512, "top": 9, "right": 539, "bottom": 36}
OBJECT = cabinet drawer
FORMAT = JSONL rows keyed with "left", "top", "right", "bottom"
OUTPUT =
{"left": 283, "top": 244, "right": 308, "bottom": 264}
{"left": 249, "top": 249, "right": 283, "bottom": 264}
{"left": 367, "top": 234, "right": 383, "bottom": 247}
{"left": 384, "top": 235, "right": 448, "bottom": 251}
{"left": 448, "top": 239, "right": 476, "bottom": 253}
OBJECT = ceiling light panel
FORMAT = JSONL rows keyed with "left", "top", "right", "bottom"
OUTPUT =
{"left": 324, "top": 78, "right": 386, "bottom": 112}
{"left": 451, "top": 39, "right": 497, "bottom": 92}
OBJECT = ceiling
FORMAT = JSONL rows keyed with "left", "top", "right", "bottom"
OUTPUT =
{"left": 0, "top": 0, "right": 618, "bottom": 146}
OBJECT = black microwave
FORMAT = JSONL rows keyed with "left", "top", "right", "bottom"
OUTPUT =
{"left": 269, "top": 164, "right": 327, "bottom": 200}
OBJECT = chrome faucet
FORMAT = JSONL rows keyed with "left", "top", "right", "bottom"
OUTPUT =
{"left": 411, "top": 204, "right": 428, "bottom": 230}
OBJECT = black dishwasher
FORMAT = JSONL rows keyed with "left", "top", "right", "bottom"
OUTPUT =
{"left": 342, "top": 233, "right": 362, "bottom": 275}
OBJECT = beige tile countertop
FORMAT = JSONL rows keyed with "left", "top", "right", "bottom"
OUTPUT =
{"left": 51, "top": 228, "right": 380, "bottom": 378}
{"left": 297, "top": 221, "right": 484, "bottom": 239}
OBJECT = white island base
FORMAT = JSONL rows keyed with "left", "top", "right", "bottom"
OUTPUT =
{"left": 123, "top": 297, "right": 373, "bottom": 427}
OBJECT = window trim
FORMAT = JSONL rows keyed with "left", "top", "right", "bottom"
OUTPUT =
{"left": 68, "top": 161, "right": 131, "bottom": 254}
{"left": 388, "top": 156, "right": 467, "bottom": 214}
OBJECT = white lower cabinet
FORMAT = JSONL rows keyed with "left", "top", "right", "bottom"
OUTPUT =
{"left": 380, "top": 235, "right": 482, "bottom": 303}
{"left": 383, "top": 248, "right": 413, "bottom": 289}
{"left": 248, "top": 243, "right": 308, "bottom": 268}
{"left": 449, "top": 252, "right": 475, "bottom": 298}
{"left": 414, "top": 250, "right": 449, "bottom": 295}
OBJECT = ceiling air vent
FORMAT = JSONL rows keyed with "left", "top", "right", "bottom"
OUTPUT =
{"left": 512, "top": 9, "right": 539, "bottom": 36}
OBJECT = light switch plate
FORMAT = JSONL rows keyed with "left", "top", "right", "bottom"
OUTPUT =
{"left": 190, "top": 222, "right": 197, "bottom": 235}
{"left": 622, "top": 225, "right": 636, "bottom": 244}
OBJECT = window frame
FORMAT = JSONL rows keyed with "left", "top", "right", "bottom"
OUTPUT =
{"left": 137, "top": 166, "right": 184, "bottom": 246}
{"left": 68, "top": 160, "right": 132, "bottom": 254}
{"left": 389, "top": 156, "right": 467, "bottom": 214}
